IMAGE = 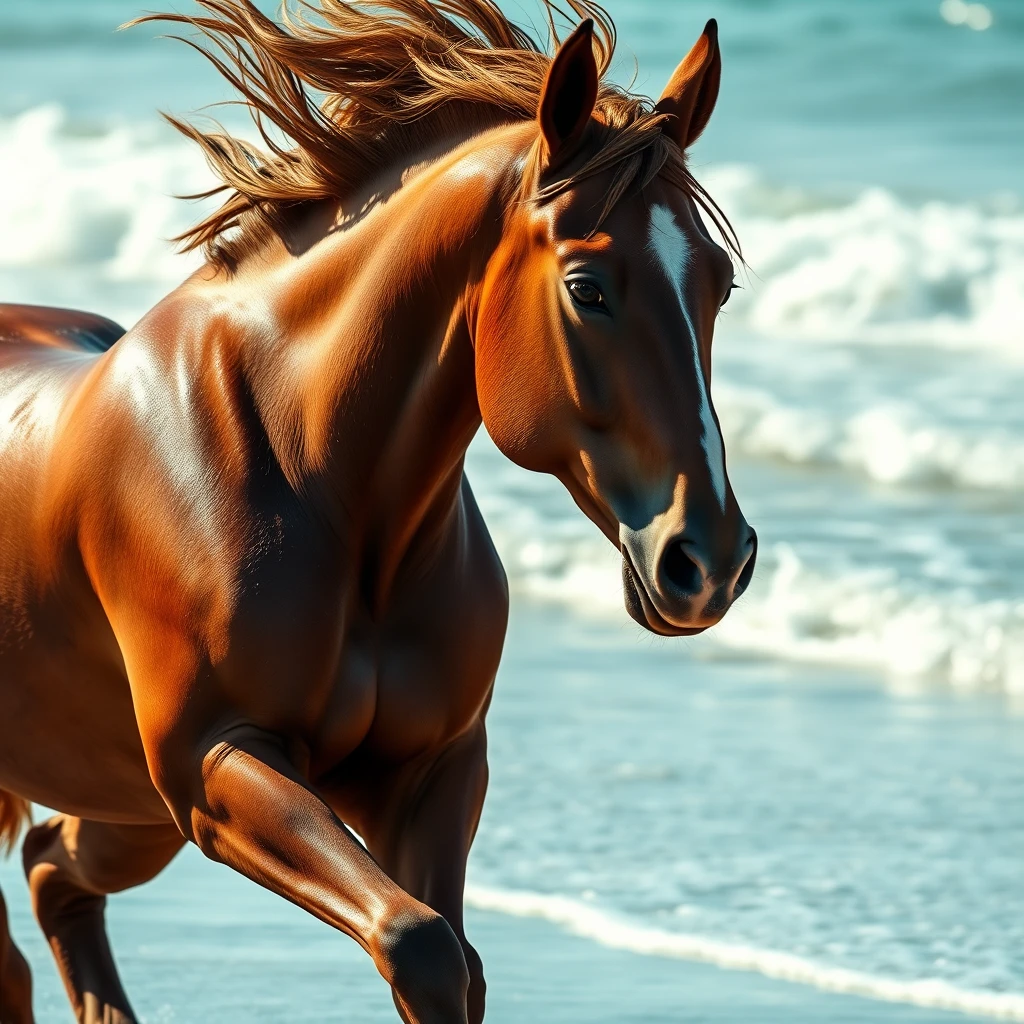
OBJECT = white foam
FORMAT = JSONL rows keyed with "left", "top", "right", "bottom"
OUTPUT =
{"left": 498, "top": 530, "right": 1024, "bottom": 697}
{"left": 703, "top": 165, "right": 1024, "bottom": 355}
{"left": 4, "top": 109, "right": 1022, "bottom": 355}
{"left": 940, "top": 0, "right": 994, "bottom": 31}
{"left": 466, "top": 884, "right": 1024, "bottom": 1021}
{"left": 4, "top": 107, "right": 1019, "bottom": 500}
{"left": 715, "top": 382, "right": 1024, "bottom": 491}
{"left": 715, "top": 543, "right": 1024, "bottom": 696}
{"left": 7, "top": 104, "right": 1024, "bottom": 696}
{"left": 0, "top": 105, "right": 210, "bottom": 324}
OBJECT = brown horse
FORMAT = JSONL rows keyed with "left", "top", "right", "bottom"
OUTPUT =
{"left": 0, "top": 2, "right": 755, "bottom": 1021}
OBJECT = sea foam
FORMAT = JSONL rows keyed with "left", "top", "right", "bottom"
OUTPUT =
{"left": 0, "top": 105, "right": 207, "bottom": 322}
{"left": 466, "top": 884, "right": 1024, "bottom": 1021}
{"left": 716, "top": 381, "right": 1024, "bottom": 491}
{"left": 705, "top": 164, "right": 1024, "bottom": 355}
{"left": 7, "top": 104, "right": 1024, "bottom": 695}
{"left": 502, "top": 532, "right": 1024, "bottom": 696}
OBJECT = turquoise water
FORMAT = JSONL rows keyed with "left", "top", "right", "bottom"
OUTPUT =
{"left": 1, "top": 0, "right": 1023, "bottom": 1019}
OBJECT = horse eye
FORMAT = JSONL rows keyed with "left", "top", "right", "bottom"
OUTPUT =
{"left": 567, "top": 279, "right": 605, "bottom": 310}
{"left": 721, "top": 282, "right": 739, "bottom": 307}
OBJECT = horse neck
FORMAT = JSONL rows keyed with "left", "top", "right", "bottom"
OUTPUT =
{"left": 241, "top": 122, "right": 532, "bottom": 603}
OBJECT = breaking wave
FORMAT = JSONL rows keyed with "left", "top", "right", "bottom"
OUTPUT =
{"left": 3, "top": 105, "right": 1022, "bottom": 351}
{"left": 707, "top": 164, "right": 1024, "bottom": 354}
{"left": 716, "top": 380, "right": 1024, "bottom": 491}
{"left": 0, "top": 105, "right": 208, "bottom": 323}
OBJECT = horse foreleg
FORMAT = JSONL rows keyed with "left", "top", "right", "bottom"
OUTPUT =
{"left": 362, "top": 724, "right": 489, "bottom": 1024}
{"left": 22, "top": 816, "right": 183, "bottom": 1024}
{"left": 0, "top": 887, "right": 32, "bottom": 1024}
{"left": 157, "top": 723, "right": 472, "bottom": 1024}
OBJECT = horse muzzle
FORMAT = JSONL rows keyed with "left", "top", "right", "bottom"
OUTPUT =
{"left": 620, "top": 524, "right": 757, "bottom": 636}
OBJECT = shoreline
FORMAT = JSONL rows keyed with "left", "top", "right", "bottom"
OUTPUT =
{"left": 0, "top": 844, "right": 996, "bottom": 1023}
{"left": 470, "top": 904, "right": 993, "bottom": 1024}
{"left": 469, "top": 886, "right": 1011, "bottom": 1023}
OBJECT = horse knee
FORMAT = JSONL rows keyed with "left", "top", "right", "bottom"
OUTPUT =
{"left": 378, "top": 913, "right": 470, "bottom": 1021}
{"left": 23, "top": 817, "right": 180, "bottom": 905}
{"left": 20, "top": 817, "right": 61, "bottom": 875}
{"left": 22, "top": 819, "right": 104, "bottom": 934}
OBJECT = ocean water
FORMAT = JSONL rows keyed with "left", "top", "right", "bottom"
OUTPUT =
{"left": 1, "top": 0, "right": 1023, "bottom": 1019}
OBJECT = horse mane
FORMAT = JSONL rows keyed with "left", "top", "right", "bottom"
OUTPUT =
{"left": 131, "top": 0, "right": 740, "bottom": 270}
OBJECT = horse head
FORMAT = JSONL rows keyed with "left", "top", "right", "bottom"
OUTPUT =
{"left": 475, "top": 19, "right": 756, "bottom": 636}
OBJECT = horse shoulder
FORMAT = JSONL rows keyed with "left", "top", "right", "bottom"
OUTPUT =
{"left": 68, "top": 294, "right": 274, "bottom": 674}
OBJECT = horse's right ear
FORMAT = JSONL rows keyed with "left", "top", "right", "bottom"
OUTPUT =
{"left": 655, "top": 19, "right": 722, "bottom": 150}
{"left": 537, "top": 19, "right": 599, "bottom": 169}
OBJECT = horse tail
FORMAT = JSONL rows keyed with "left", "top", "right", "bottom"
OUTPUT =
{"left": 0, "top": 791, "right": 30, "bottom": 857}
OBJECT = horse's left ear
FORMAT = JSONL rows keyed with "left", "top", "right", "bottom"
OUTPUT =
{"left": 655, "top": 19, "right": 721, "bottom": 150}
{"left": 537, "top": 19, "right": 599, "bottom": 168}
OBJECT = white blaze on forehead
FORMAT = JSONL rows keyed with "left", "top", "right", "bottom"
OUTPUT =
{"left": 646, "top": 202, "right": 727, "bottom": 512}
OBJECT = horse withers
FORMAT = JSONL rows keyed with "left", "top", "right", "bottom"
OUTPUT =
{"left": 0, "top": 2, "right": 754, "bottom": 1021}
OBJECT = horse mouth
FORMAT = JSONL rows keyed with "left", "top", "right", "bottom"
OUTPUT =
{"left": 620, "top": 550, "right": 706, "bottom": 638}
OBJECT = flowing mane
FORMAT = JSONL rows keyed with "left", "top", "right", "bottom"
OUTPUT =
{"left": 132, "top": 0, "right": 739, "bottom": 269}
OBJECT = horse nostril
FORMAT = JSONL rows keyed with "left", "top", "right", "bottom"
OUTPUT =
{"left": 661, "top": 540, "right": 703, "bottom": 598}
{"left": 734, "top": 533, "right": 757, "bottom": 597}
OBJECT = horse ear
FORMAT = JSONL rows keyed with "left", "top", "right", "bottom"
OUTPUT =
{"left": 655, "top": 19, "right": 721, "bottom": 150}
{"left": 537, "top": 19, "right": 599, "bottom": 167}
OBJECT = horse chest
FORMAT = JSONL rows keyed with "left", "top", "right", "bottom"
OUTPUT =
{"left": 310, "top": 542, "right": 508, "bottom": 771}
{"left": 310, "top": 603, "right": 500, "bottom": 771}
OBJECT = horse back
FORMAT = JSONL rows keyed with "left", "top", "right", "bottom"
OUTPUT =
{"left": 0, "top": 303, "right": 125, "bottom": 354}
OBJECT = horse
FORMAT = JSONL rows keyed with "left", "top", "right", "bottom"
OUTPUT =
{"left": 0, "top": 2, "right": 755, "bottom": 1021}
